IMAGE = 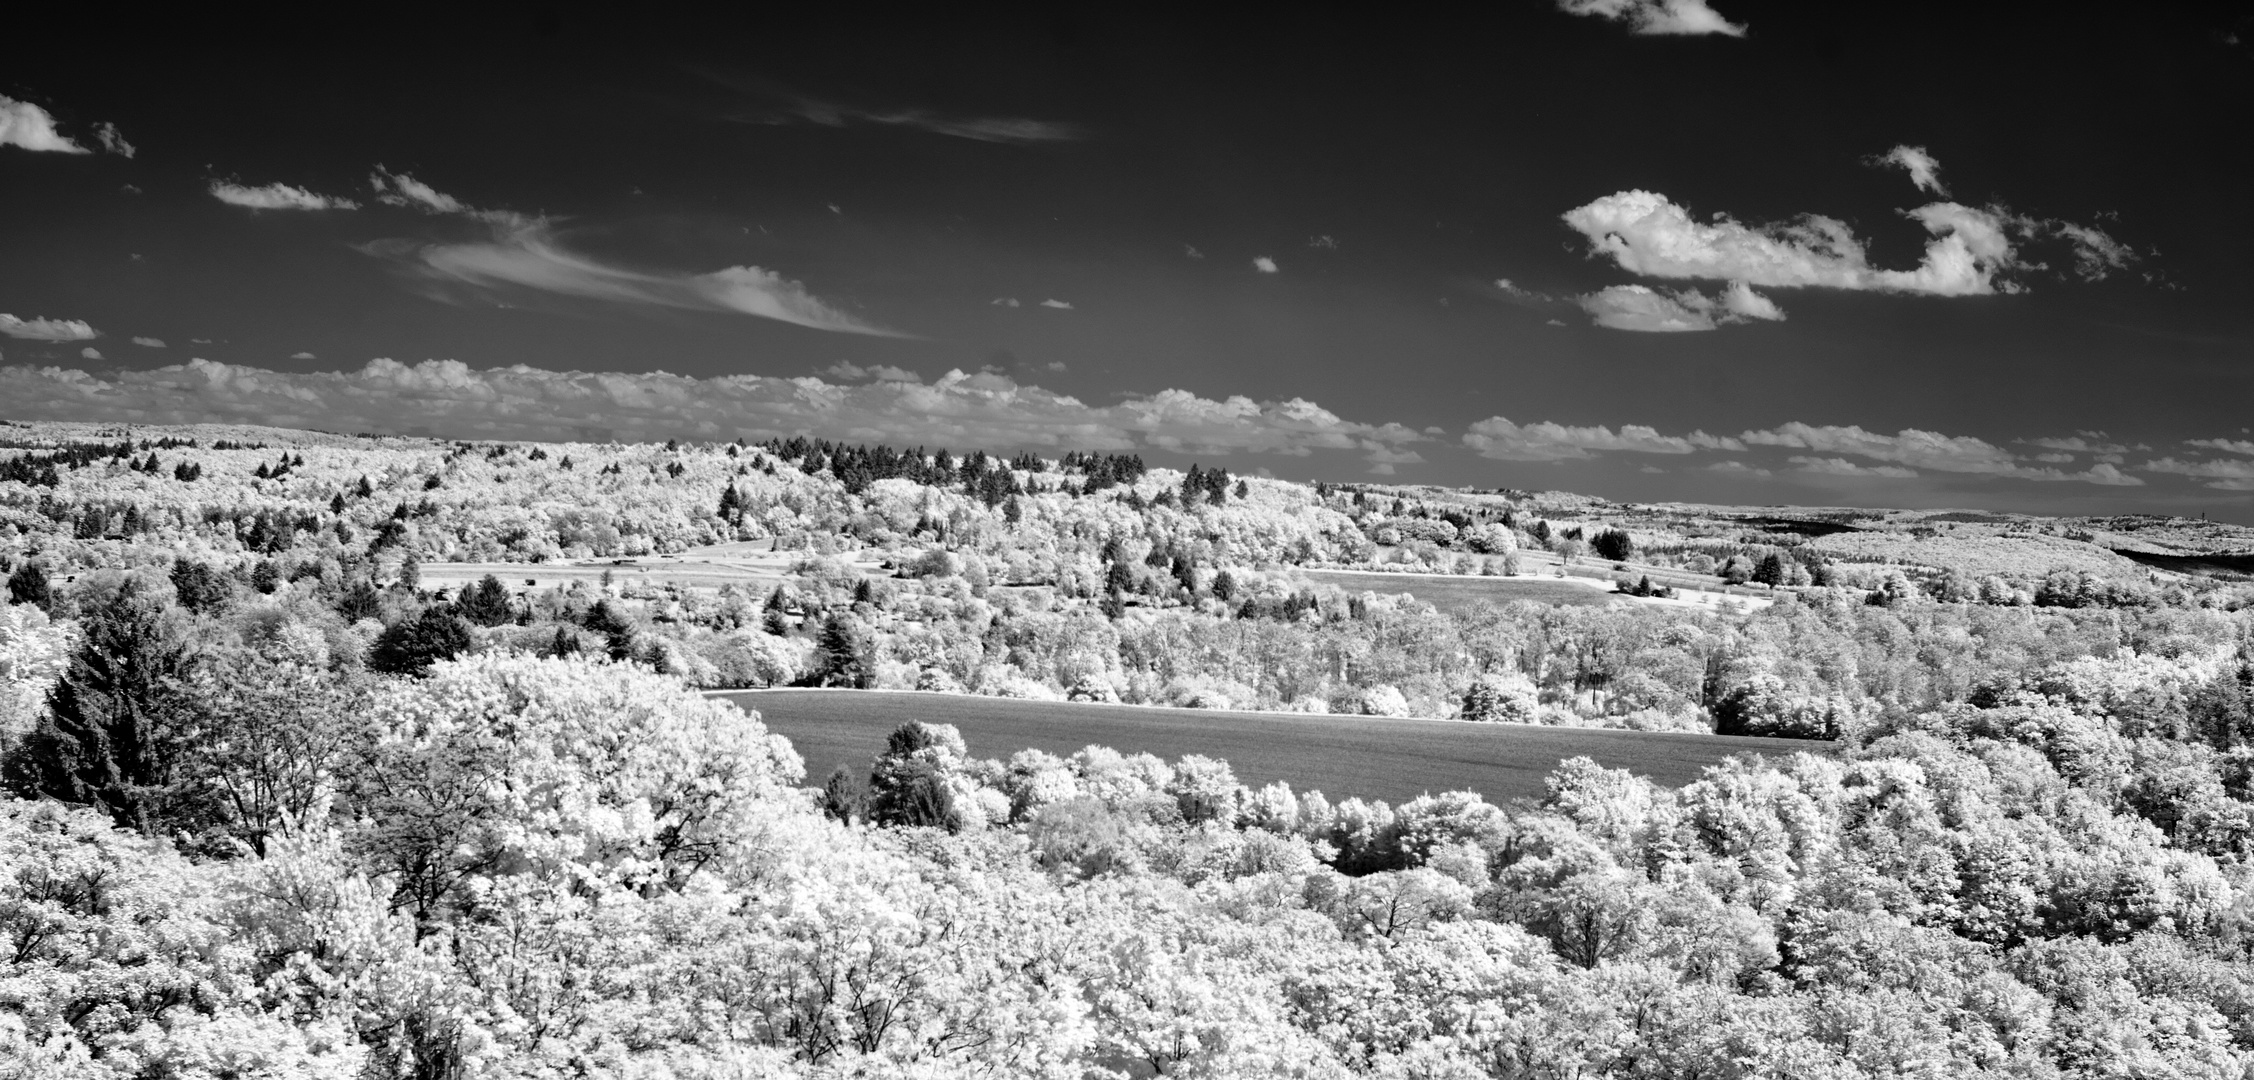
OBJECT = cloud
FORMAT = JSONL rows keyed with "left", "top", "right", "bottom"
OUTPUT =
{"left": 2143, "top": 456, "right": 2254, "bottom": 490}
{"left": 1706, "top": 460, "right": 1772, "bottom": 477}
{"left": 2188, "top": 438, "right": 2254, "bottom": 456}
{"left": 821, "top": 361, "right": 921, "bottom": 383}
{"left": 1309, "top": 235, "right": 1337, "bottom": 250}
{"left": 210, "top": 181, "right": 360, "bottom": 211}
{"left": 991, "top": 297, "right": 1021, "bottom": 307}
{"left": 2026, "top": 433, "right": 2145, "bottom": 456}
{"left": 1578, "top": 286, "right": 1715, "bottom": 332}
{"left": 0, "top": 359, "right": 1428, "bottom": 471}
{"left": 93, "top": 122, "right": 134, "bottom": 158}
{"left": 1872, "top": 145, "right": 1946, "bottom": 196}
{"left": 1740, "top": 422, "right": 2142, "bottom": 484}
{"left": 1253, "top": 256, "right": 1279, "bottom": 274}
{"left": 370, "top": 168, "right": 474, "bottom": 214}
{"left": 131, "top": 337, "right": 166, "bottom": 348}
{"left": 1576, "top": 282, "right": 1781, "bottom": 331}
{"left": 79, "top": 347, "right": 102, "bottom": 361}
{"left": 1463, "top": 416, "right": 1735, "bottom": 460}
{"left": 0, "top": 96, "right": 88, "bottom": 153}
{"left": 1556, "top": 0, "right": 1745, "bottom": 36}
{"left": 2053, "top": 221, "right": 2136, "bottom": 282}
{"left": 0, "top": 315, "right": 100, "bottom": 341}
{"left": 363, "top": 215, "right": 900, "bottom": 336}
{"left": 1564, "top": 190, "right": 2025, "bottom": 296}
{"left": 290, "top": 351, "right": 317, "bottom": 360}
{"left": 1039, "top": 299, "right": 1074, "bottom": 310}
{"left": 1565, "top": 188, "right": 2140, "bottom": 298}
{"left": 1791, "top": 456, "right": 1917, "bottom": 478}
{"left": 698, "top": 70, "right": 1088, "bottom": 145}
{"left": 1185, "top": 245, "right": 1205, "bottom": 260}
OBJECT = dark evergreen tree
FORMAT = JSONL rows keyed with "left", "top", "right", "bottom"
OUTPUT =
{"left": 1591, "top": 529, "right": 1635, "bottom": 562}
{"left": 457, "top": 574, "right": 514, "bottom": 627}
{"left": 810, "top": 614, "right": 876, "bottom": 689}
{"left": 5, "top": 562, "right": 51, "bottom": 610}
{"left": 170, "top": 558, "right": 235, "bottom": 614}
{"left": 2, "top": 577, "right": 202, "bottom": 834}
{"left": 368, "top": 607, "right": 474, "bottom": 677}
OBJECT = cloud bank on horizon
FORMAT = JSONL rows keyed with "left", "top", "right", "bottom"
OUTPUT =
{"left": 1556, "top": 0, "right": 1745, "bottom": 37}
{"left": 0, "top": 357, "right": 2231, "bottom": 490}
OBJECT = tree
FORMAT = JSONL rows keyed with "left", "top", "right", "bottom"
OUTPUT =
{"left": 811, "top": 613, "right": 876, "bottom": 689}
{"left": 1591, "top": 529, "right": 1634, "bottom": 562}
{"left": 368, "top": 606, "right": 473, "bottom": 676}
{"left": 2, "top": 574, "right": 203, "bottom": 835}
{"left": 5, "top": 562, "right": 51, "bottom": 611}
{"left": 867, "top": 721, "right": 967, "bottom": 830}
{"left": 170, "top": 557, "right": 234, "bottom": 614}
{"left": 1752, "top": 552, "right": 1787, "bottom": 587}
{"left": 456, "top": 573, "right": 514, "bottom": 627}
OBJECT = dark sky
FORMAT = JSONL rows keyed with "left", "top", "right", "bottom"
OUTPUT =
{"left": 4, "top": 4, "right": 2252, "bottom": 518}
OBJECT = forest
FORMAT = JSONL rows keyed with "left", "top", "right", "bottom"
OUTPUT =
{"left": 5, "top": 421, "right": 2254, "bottom": 1078}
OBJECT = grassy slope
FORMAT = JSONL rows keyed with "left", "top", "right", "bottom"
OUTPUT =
{"left": 717, "top": 689, "right": 1828, "bottom": 805}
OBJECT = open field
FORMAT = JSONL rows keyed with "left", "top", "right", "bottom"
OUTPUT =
{"left": 715, "top": 689, "right": 1828, "bottom": 805}
{"left": 1295, "top": 567, "right": 1772, "bottom": 615}
{"left": 417, "top": 540, "right": 888, "bottom": 594}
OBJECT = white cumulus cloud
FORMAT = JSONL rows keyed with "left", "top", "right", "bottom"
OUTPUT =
{"left": 0, "top": 314, "right": 100, "bottom": 341}
{"left": 0, "top": 96, "right": 88, "bottom": 153}
{"left": 1791, "top": 456, "right": 1918, "bottom": 478}
{"left": 369, "top": 167, "right": 475, "bottom": 214}
{"left": 1462, "top": 416, "right": 1734, "bottom": 460}
{"left": 1577, "top": 281, "right": 1782, "bottom": 331}
{"left": 821, "top": 361, "right": 922, "bottom": 383}
{"left": 79, "top": 347, "right": 103, "bottom": 361}
{"left": 93, "top": 122, "right": 134, "bottom": 158}
{"left": 1556, "top": 0, "right": 1745, "bottom": 36}
{"left": 1564, "top": 189, "right": 2023, "bottom": 296}
{"left": 1253, "top": 256, "right": 1279, "bottom": 274}
{"left": 210, "top": 181, "right": 360, "bottom": 211}
{"left": 132, "top": 336, "right": 166, "bottom": 348}
{"left": 1039, "top": 299, "right": 1074, "bottom": 310}
{"left": 1872, "top": 145, "right": 1947, "bottom": 195}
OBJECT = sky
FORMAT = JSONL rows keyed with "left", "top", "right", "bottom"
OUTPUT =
{"left": 4, "top": 4, "right": 2253, "bottom": 519}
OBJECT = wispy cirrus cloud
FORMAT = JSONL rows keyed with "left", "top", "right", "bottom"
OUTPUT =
{"left": 0, "top": 314, "right": 100, "bottom": 341}
{"left": 131, "top": 336, "right": 166, "bottom": 348}
{"left": 0, "top": 358, "right": 1424, "bottom": 472}
{"left": 703, "top": 71, "right": 1086, "bottom": 145}
{"left": 210, "top": 180, "right": 360, "bottom": 211}
{"left": 356, "top": 174, "right": 900, "bottom": 337}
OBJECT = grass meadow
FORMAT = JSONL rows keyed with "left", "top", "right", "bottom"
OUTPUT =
{"left": 717, "top": 689, "right": 1828, "bottom": 804}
